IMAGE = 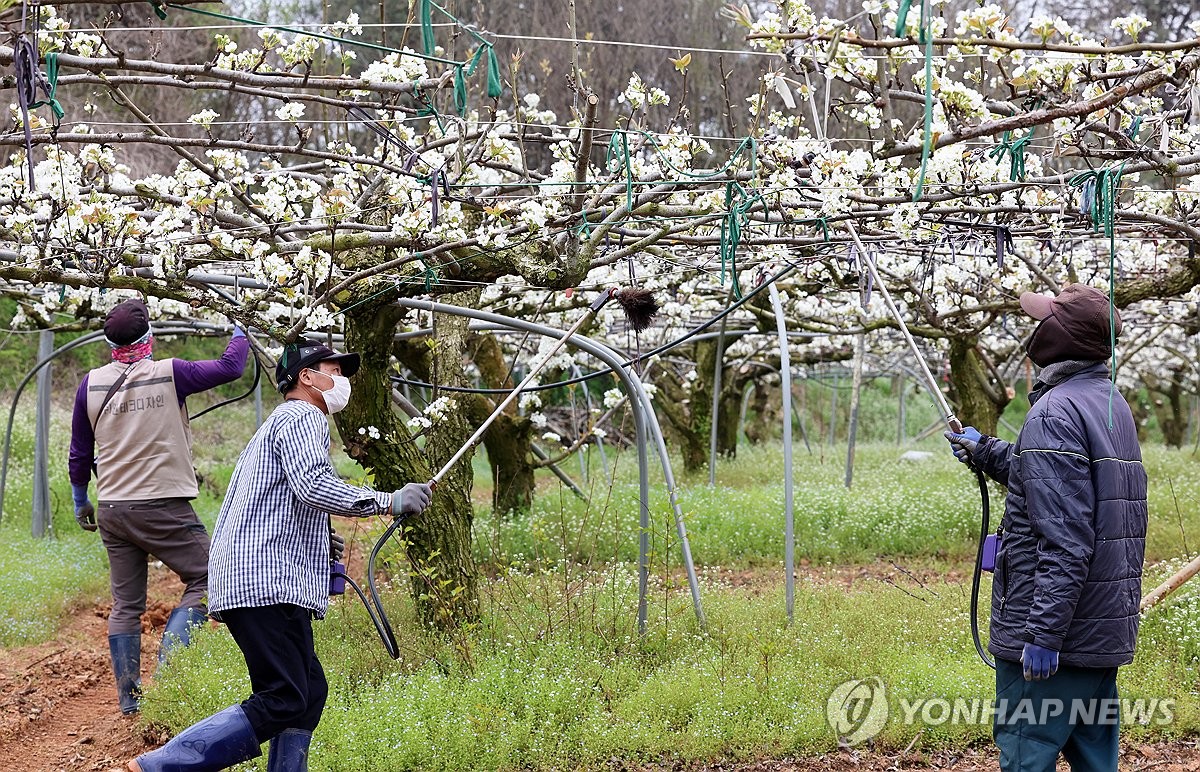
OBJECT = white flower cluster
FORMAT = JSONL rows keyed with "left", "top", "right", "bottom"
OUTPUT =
{"left": 359, "top": 50, "right": 430, "bottom": 87}
{"left": 322, "top": 11, "right": 363, "bottom": 37}
{"left": 276, "top": 103, "right": 306, "bottom": 123}
{"left": 748, "top": 12, "right": 786, "bottom": 52}
{"left": 954, "top": 4, "right": 1008, "bottom": 37}
{"left": 188, "top": 109, "right": 219, "bottom": 128}
{"left": 357, "top": 425, "right": 383, "bottom": 440}
{"left": 428, "top": 396, "right": 456, "bottom": 420}
{"left": 1111, "top": 14, "right": 1151, "bottom": 40}
{"left": 618, "top": 73, "right": 670, "bottom": 110}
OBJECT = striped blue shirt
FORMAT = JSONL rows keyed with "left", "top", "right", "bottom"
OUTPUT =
{"left": 208, "top": 400, "right": 392, "bottom": 618}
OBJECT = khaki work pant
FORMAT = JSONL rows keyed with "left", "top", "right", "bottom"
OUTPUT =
{"left": 97, "top": 498, "right": 210, "bottom": 635}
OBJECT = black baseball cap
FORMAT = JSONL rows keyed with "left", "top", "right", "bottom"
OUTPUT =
{"left": 104, "top": 299, "right": 151, "bottom": 345}
{"left": 275, "top": 339, "right": 361, "bottom": 393}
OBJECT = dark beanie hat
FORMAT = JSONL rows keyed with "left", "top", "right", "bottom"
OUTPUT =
{"left": 103, "top": 299, "right": 151, "bottom": 346}
{"left": 1020, "top": 284, "right": 1121, "bottom": 367}
{"left": 275, "top": 338, "right": 361, "bottom": 393}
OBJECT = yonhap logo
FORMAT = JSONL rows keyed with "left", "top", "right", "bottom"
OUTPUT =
{"left": 826, "top": 677, "right": 889, "bottom": 745}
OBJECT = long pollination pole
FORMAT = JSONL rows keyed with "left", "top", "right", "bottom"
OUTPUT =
{"left": 843, "top": 223, "right": 963, "bottom": 434}
{"left": 430, "top": 289, "right": 615, "bottom": 486}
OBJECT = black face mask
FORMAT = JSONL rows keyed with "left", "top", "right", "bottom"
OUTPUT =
{"left": 1026, "top": 316, "right": 1111, "bottom": 367}
{"left": 1026, "top": 319, "right": 1057, "bottom": 367}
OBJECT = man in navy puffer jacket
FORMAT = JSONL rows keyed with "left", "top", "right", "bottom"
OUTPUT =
{"left": 945, "top": 283, "right": 1147, "bottom": 772}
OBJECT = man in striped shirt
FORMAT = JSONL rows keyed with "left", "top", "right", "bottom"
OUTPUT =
{"left": 130, "top": 339, "right": 432, "bottom": 772}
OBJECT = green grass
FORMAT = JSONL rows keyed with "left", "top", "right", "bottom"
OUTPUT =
{"left": 143, "top": 561, "right": 1200, "bottom": 771}
{"left": 476, "top": 442, "right": 1200, "bottom": 568}
{"left": 0, "top": 531, "right": 108, "bottom": 645}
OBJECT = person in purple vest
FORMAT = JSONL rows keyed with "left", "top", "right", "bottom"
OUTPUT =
{"left": 69, "top": 297, "right": 249, "bottom": 715}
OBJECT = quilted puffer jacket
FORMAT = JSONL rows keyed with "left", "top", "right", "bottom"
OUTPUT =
{"left": 973, "top": 363, "right": 1147, "bottom": 668}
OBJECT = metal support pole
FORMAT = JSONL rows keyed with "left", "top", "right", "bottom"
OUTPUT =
{"left": 394, "top": 299, "right": 706, "bottom": 633}
{"left": 828, "top": 372, "right": 839, "bottom": 446}
{"left": 844, "top": 332, "right": 865, "bottom": 489}
{"left": 708, "top": 285, "right": 734, "bottom": 486}
{"left": 31, "top": 329, "right": 53, "bottom": 537}
{"left": 794, "top": 376, "right": 812, "bottom": 454}
{"left": 768, "top": 283, "right": 795, "bottom": 623}
{"left": 530, "top": 444, "right": 589, "bottom": 501}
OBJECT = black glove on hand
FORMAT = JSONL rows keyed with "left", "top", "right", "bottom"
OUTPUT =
{"left": 75, "top": 501, "right": 97, "bottom": 532}
{"left": 392, "top": 482, "right": 433, "bottom": 517}
{"left": 329, "top": 528, "right": 345, "bottom": 562}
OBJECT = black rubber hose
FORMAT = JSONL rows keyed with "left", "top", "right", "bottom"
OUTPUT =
{"left": 189, "top": 351, "right": 262, "bottom": 421}
{"left": 969, "top": 464, "right": 997, "bottom": 670}
{"left": 334, "top": 514, "right": 407, "bottom": 659}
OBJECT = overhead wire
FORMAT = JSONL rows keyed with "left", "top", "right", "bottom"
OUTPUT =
{"left": 52, "top": 18, "right": 1163, "bottom": 65}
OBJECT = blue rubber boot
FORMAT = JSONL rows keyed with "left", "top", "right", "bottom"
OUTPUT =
{"left": 157, "top": 606, "right": 208, "bottom": 666}
{"left": 108, "top": 633, "right": 141, "bottom": 715}
{"left": 131, "top": 705, "right": 262, "bottom": 772}
{"left": 267, "top": 729, "right": 313, "bottom": 771}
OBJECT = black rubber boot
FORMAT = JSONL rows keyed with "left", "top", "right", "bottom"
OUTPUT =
{"left": 108, "top": 633, "right": 141, "bottom": 715}
{"left": 157, "top": 606, "right": 208, "bottom": 666}
{"left": 131, "top": 704, "right": 262, "bottom": 772}
{"left": 267, "top": 728, "right": 313, "bottom": 771}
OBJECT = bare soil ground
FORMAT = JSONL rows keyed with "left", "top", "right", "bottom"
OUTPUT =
{"left": 2, "top": 562, "right": 1198, "bottom": 771}
{"left": 0, "top": 567, "right": 174, "bottom": 771}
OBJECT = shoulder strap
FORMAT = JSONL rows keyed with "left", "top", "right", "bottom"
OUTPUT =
{"left": 92, "top": 362, "right": 136, "bottom": 432}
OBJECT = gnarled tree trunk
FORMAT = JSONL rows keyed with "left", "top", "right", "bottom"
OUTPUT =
{"left": 1144, "top": 369, "right": 1187, "bottom": 448}
{"left": 654, "top": 339, "right": 719, "bottom": 475}
{"left": 338, "top": 297, "right": 480, "bottom": 629}
{"left": 946, "top": 337, "right": 1009, "bottom": 435}
{"left": 743, "top": 378, "right": 781, "bottom": 445}
{"left": 466, "top": 332, "right": 536, "bottom": 516}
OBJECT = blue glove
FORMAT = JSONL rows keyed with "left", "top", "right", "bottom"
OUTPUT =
{"left": 232, "top": 325, "right": 246, "bottom": 339}
{"left": 1021, "top": 643, "right": 1059, "bottom": 681}
{"left": 72, "top": 483, "right": 97, "bottom": 532}
{"left": 943, "top": 426, "right": 982, "bottom": 463}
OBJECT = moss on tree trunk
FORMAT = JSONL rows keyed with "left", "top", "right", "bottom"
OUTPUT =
{"left": 337, "top": 298, "right": 480, "bottom": 629}
{"left": 1145, "top": 370, "right": 1186, "bottom": 448}
{"left": 946, "top": 337, "right": 1008, "bottom": 435}
{"left": 654, "top": 340, "right": 720, "bottom": 475}
{"left": 466, "top": 332, "right": 536, "bottom": 516}
{"left": 743, "top": 379, "right": 781, "bottom": 445}
{"left": 483, "top": 412, "right": 535, "bottom": 515}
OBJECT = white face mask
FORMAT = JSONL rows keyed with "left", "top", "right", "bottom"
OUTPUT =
{"left": 308, "top": 369, "right": 352, "bottom": 414}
